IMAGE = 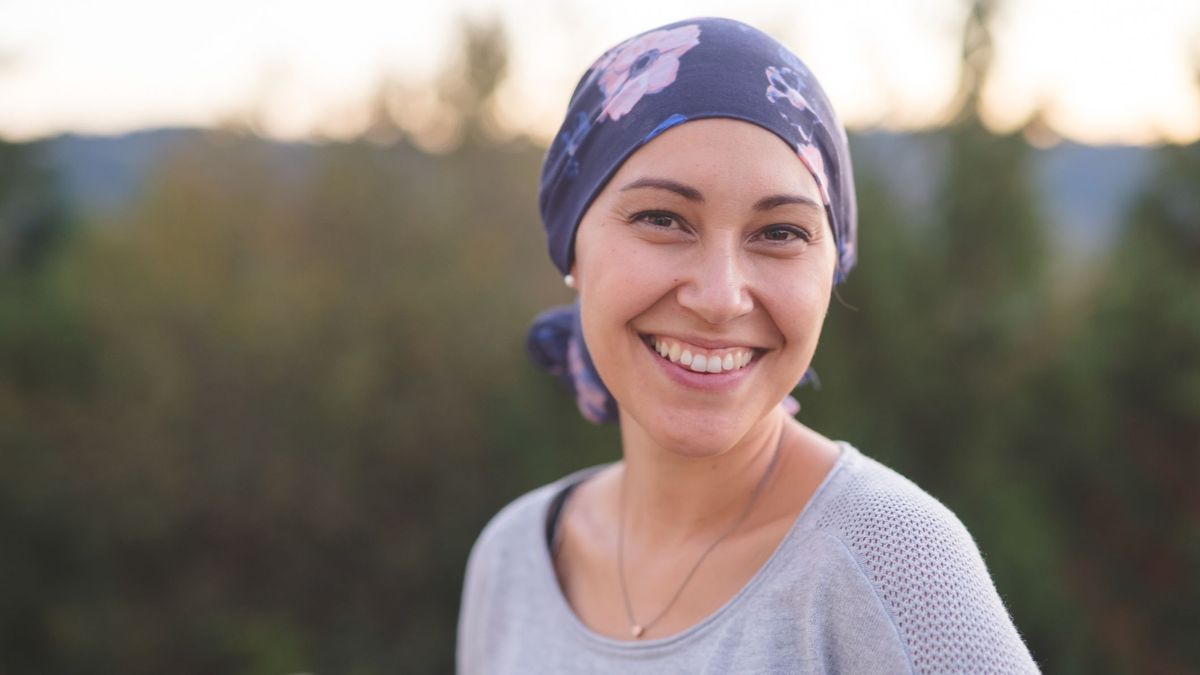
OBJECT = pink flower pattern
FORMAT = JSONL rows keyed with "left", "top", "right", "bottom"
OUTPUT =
{"left": 590, "top": 24, "right": 701, "bottom": 123}
{"left": 766, "top": 65, "right": 810, "bottom": 112}
{"left": 796, "top": 142, "right": 832, "bottom": 206}
{"left": 568, "top": 332, "right": 614, "bottom": 424}
{"left": 765, "top": 63, "right": 832, "bottom": 205}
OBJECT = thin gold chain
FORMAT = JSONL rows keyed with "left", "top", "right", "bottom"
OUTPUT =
{"left": 617, "top": 427, "right": 785, "bottom": 639}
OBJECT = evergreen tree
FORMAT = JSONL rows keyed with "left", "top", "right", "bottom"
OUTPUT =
{"left": 1051, "top": 138, "right": 1200, "bottom": 673}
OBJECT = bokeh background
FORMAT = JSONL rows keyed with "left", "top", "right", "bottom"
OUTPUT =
{"left": 2, "top": 0, "right": 1198, "bottom": 672}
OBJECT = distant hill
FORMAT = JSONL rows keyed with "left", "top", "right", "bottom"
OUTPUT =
{"left": 45, "top": 128, "right": 202, "bottom": 214}
{"left": 40, "top": 127, "right": 1153, "bottom": 260}
{"left": 849, "top": 131, "right": 1153, "bottom": 260}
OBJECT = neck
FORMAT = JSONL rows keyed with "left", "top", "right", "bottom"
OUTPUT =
{"left": 616, "top": 408, "right": 789, "bottom": 547}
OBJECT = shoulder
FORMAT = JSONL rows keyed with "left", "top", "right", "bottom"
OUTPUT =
{"left": 457, "top": 464, "right": 610, "bottom": 671}
{"left": 463, "top": 464, "right": 611, "bottom": 578}
{"left": 814, "top": 445, "right": 1041, "bottom": 674}
{"left": 816, "top": 447, "right": 976, "bottom": 558}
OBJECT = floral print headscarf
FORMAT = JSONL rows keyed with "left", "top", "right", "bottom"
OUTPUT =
{"left": 528, "top": 16, "right": 857, "bottom": 424}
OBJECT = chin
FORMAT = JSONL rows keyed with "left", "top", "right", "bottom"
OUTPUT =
{"left": 623, "top": 402, "right": 757, "bottom": 459}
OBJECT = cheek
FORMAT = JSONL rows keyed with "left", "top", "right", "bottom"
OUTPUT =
{"left": 580, "top": 237, "right": 677, "bottom": 317}
{"left": 763, "top": 270, "right": 833, "bottom": 349}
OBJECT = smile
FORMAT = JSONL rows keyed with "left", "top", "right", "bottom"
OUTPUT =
{"left": 640, "top": 334, "right": 761, "bottom": 373}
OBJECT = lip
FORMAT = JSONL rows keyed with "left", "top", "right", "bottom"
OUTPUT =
{"left": 639, "top": 333, "right": 758, "bottom": 393}
{"left": 639, "top": 331, "right": 764, "bottom": 351}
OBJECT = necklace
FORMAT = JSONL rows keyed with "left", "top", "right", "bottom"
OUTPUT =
{"left": 617, "top": 428, "right": 785, "bottom": 639}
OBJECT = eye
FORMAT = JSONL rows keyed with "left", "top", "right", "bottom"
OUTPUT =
{"left": 760, "top": 225, "right": 812, "bottom": 244}
{"left": 631, "top": 210, "right": 683, "bottom": 230}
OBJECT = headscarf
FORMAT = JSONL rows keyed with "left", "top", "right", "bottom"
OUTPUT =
{"left": 527, "top": 16, "right": 857, "bottom": 424}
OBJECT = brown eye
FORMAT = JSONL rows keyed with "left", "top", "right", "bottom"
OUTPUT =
{"left": 762, "top": 225, "right": 811, "bottom": 243}
{"left": 633, "top": 211, "right": 681, "bottom": 229}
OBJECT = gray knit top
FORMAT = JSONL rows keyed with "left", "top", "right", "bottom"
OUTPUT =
{"left": 456, "top": 442, "right": 1040, "bottom": 674}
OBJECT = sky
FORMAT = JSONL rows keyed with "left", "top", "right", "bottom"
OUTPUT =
{"left": 0, "top": 0, "right": 1198, "bottom": 146}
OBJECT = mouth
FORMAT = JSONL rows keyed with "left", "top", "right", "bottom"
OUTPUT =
{"left": 638, "top": 333, "right": 764, "bottom": 374}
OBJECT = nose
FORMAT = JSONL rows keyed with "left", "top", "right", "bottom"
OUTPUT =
{"left": 675, "top": 241, "right": 754, "bottom": 325}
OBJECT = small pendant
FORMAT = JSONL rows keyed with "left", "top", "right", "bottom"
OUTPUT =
{"left": 631, "top": 624, "right": 644, "bottom": 638}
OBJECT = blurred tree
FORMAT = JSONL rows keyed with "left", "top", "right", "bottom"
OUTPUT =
{"left": 0, "top": 139, "right": 96, "bottom": 674}
{"left": 0, "top": 141, "right": 70, "bottom": 271}
{"left": 914, "top": 3, "right": 1070, "bottom": 669}
{"left": 446, "top": 13, "right": 509, "bottom": 146}
{"left": 929, "top": 0, "right": 1050, "bottom": 483}
{"left": 0, "top": 12, "right": 613, "bottom": 674}
{"left": 1048, "top": 138, "right": 1200, "bottom": 674}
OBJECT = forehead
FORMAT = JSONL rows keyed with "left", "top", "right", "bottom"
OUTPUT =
{"left": 602, "top": 118, "right": 822, "bottom": 203}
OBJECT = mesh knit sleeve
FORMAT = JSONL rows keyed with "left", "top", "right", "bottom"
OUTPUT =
{"left": 817, "top": 463, "right": 1040, "bottom": 674}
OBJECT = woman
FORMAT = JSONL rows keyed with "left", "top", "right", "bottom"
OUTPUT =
{"left": 457, "top": 16, "right": 1039, "bottom": 674}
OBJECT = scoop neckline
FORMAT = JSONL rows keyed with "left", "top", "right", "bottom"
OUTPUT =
{"left": 535, "top": 440, "right": 856, "bottom": 653}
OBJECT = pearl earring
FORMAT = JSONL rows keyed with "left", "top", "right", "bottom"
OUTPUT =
{"left": 564, "top": 274, "right": 576, "bottom": 289}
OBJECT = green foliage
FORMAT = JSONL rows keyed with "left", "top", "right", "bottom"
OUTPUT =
{"left": 1045, "top": 140, "right": 1200, "bottom": 673}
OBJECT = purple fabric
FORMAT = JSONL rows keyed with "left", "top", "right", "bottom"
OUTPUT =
{"left": 526, "top": 16, "right": 855, "bottom": 424}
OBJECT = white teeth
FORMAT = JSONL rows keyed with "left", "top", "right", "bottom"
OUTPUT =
{"left": 650, "top": 336, "right": 758, "bottom": 373}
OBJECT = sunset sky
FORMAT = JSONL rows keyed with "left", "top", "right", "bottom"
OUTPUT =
{"left": 1, "top": 0, "right": 1197, "bottom": 146}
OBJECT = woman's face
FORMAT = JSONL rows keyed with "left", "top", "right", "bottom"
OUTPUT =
{"left": 571, "top": 118, "right": 837, "bottom": 456}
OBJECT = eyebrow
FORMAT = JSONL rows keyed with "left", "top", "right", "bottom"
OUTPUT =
{"left": 618, "top": 176, "right": 822, "bottom": 212}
